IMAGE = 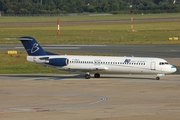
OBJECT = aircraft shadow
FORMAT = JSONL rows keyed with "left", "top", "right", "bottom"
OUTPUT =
{"left": 99, "top": 76, "right": 156, "bottom": 80}
{"left": 1, "top": 74, "right": 157, "bottom": 81}
{"left": 3, "top": 74, "right": 83, "bottom": 80}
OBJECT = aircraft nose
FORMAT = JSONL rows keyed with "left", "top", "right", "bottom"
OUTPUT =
{"left": 171, "top": 65, "right": 177, "bottom": 73}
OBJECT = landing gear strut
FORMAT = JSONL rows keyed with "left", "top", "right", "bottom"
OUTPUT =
{"left": 155, "top": 74, "right": 164, "bottom": 80}
{"left": 85, "top": 72, "right": 91, "bottom": 79}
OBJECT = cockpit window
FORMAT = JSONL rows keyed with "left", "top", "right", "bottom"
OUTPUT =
{"left": 159, "top": 62, "right": 169, "bottom": 65}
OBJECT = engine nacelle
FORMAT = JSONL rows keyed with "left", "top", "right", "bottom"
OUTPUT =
{"left": 45, "top": 58, "right": 68, "bottom": 66}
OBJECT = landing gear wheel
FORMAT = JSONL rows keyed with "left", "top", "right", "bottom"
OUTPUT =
{"left": 94, "top": 73, "right": 100, "bottom": 78}
{"left": 85, "top": 74, "right": 91, "bottom": 79}
{"left": 156, "top": 76, "right": 160, "bottom": 80}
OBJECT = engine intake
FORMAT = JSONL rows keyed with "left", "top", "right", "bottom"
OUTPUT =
{"left": 45, "top": 58, "right": 68, "bottom": 66}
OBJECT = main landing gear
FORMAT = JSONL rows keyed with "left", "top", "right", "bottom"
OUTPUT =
{"left": 85, "top": 72, "right": 91, "bottom": 79}
{"left": 84, "top": 72, "right": 100, "bottom": 79}
{"left": 94, "top": 73, "right": 100, "bottom": 78}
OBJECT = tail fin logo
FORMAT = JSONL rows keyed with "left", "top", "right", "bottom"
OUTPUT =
{"left": 31, "top": 43, "right": 39, "bottom": 54}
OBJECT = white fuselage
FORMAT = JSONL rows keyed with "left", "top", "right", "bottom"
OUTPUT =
{"left": 27, "top": 55, "right": 176, "bottom": 74}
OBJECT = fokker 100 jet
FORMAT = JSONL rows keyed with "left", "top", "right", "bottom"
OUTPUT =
{"left": 7, "top": 36, "right": 177, "bottom": 80}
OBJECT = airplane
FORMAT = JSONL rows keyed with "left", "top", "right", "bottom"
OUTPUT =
{"left": 7, "top": 36, "right": 177, "bottom": 80}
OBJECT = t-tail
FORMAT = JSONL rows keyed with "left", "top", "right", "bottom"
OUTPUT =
{"left": 20, "top": 36, "right": 47, "bottom": 56}
{"left": 7, "top": 36, "right": 57, "bottom": 56}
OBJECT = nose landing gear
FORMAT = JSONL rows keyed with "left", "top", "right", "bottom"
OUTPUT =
{"left": 156, "top": 74, "right": 165, "bottom": 80}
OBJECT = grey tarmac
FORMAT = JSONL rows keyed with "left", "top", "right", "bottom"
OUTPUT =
{"left": 0, "top": 74, "right": 180, "bottom": 120}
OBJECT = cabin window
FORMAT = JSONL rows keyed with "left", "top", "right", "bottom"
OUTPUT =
{"left": 159, "top": 62, "right": 169, "bottom": 65}
{"left": 159, "top": 62, "right": 164, "bottom": 65}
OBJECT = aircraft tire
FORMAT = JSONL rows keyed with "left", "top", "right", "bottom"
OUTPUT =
{"left": 85, "top": 74, "right": 91, "bottom": 79}
{"left": 94, "top": 73, "right": 100, "bottom": 78}
{"left": 156, "top": 76, "right": 160, "bottom": 80}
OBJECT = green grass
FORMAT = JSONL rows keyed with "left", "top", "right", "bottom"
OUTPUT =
{"left": 0, "top": 14, "right": 180, "bottom": 45}
{"left": 0, "top": 21, "right": 180, "bottom": 44}
{"left": 0, "top": 50, "right": 60, "bottom": 74}
{"left": 0, "top": 13, "right": 179, "bottom": 22}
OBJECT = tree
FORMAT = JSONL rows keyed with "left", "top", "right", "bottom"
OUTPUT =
{"left": 19, "top": 8, "right": 29, "bottom": 14}
{"left": 7, "top": 8, "right": 14, "bottom": 14}
{"left": 109, "top": 0, "right": 119, "bottom": 11}
{"left": 0, "top": 0, "right": 179, "bottom": 14}
{"left": 102, "top": 0, "right": 109, "bottom": 12}
{"left": 87, "top": 5, "right": 96, "bottom": 12}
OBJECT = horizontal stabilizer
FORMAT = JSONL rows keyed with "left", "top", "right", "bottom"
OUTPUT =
{"left": 5, "top": 38, "right": 33, "bottom": 41}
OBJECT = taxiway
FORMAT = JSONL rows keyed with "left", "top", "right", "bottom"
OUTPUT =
{"left": 0, "top": 74, "right": 180, "bottom": 120}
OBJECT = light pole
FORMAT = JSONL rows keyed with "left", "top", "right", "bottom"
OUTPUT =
{"left": 129, "top": 5, "right": 134, "bottom": 32}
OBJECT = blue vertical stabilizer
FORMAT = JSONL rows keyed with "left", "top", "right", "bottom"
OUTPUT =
{"left": 20, "top": 36, "right": 47, "bottom": 56}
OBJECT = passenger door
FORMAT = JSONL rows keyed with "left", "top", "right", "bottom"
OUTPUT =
{"left": 150, "top": 62, "right": 156, "bottom": 70}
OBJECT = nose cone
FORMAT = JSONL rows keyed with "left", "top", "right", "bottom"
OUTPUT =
{"left": 171, "top": 65, "right": 177, "bottom": 73}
